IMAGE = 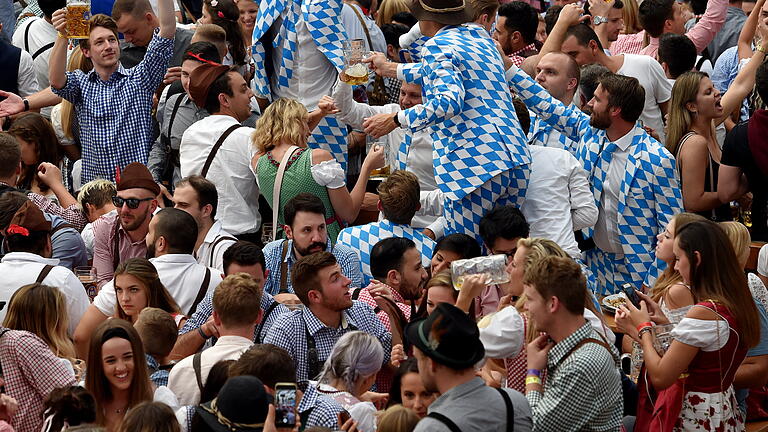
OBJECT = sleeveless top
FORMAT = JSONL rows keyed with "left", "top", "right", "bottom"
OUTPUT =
{"left": 676, "top": 132, "right": 731, "bottom": 221}
{"left": 256, "top": 148, "right": 342, "bottom": 241}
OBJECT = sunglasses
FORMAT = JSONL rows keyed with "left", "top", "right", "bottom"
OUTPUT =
{"left": 112, "top": 196, "right": 153, "bottom": 209}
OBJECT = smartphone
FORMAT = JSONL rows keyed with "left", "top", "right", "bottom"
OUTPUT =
{"left": 621, "top": 283, "right": 642, "bottom": 308}
{"left": 339, "top": 410, "right": 351, "bottom": 426}
{"left": 274, "top": 382, "right": 297, "bottom": 427}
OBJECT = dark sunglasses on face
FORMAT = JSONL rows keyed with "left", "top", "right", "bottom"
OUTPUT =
{"left": 112, "top": 196, "right": 153, "bottom": 209}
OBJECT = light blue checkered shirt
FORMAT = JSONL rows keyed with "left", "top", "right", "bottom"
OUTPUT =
{"left": 52, "top": 31, "right": 173, "bottom": 183}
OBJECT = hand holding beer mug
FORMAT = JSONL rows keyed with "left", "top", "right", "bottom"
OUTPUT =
{"left": 66, "top": 0, "right": 91, "bottom": 39}
{"left": 342, "top": 39, "right": 370, "bottom": 85}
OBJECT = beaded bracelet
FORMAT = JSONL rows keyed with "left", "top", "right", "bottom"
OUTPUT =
{"left": 638, "top": 326, "right": 654, "bottom": 339}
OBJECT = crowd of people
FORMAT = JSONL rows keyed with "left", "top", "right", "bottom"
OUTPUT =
{"left": 1, "top": 0, "right": 768, "bottom": 429}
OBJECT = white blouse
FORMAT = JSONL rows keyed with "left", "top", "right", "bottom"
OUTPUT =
{"left": 671, "top": 317, "right": 731, "bottom": 351}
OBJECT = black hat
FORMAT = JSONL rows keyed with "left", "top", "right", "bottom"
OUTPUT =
{"left": 409, "top": 0, "right": 474, "bottom": 26}
{"left": 405, "top": 303, "right": 485, "bottom": 369}
{"left": 196, "top": 376, "right": 270, "bottom": 432}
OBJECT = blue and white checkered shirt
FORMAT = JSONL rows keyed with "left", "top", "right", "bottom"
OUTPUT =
{"left": 261, "top": 238, "right": 363, "bottom": 296}
{"left": 298, "top": 382, "right": 345, "bottom": 429}
{"left": 145, "top": 355, "right": 169, "bottom": 387}
{"left": 263, "top": 301, "right": 391, "bottom": 389}
{"left": 179, "top": 290, "right": 289, "bottom": 343}
{"left": 336, "top": 219, "right": 435, "bottom": 285}
{"left": 51, "top": 31, "right": 173, "bottom": 183}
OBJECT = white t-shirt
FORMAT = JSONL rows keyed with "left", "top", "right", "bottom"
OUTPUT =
{"left": 617, "top": 54, "right": 672, "bottom": 144}
{"left": 12, "top": 16, "right": 57, "bottom": 93}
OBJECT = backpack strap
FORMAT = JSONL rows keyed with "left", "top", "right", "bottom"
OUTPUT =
{"left": 35, "top": 264, "right": 54, "bottom": 283}
{"left": 254, "top": 300, "right": 280, "bottom": 343}
{"left": 427, "top": 412, "right": 462, "bottom": 432}
{"left": 188, "top": 268, "right": 211, "bottom": 316}
{"left": 166, "top": 94, "right": 185, "bottom": 147}
{"left": 351, "top": 287, "right": 364, "bottom": 300}
{"left": 208, "top": 235, "right": 237, "bottom": 267}
{"left": 201, "top": 124, "right": 243, "bottom": 178}
{"left": 23, "top": 18, "right": 33, "bottom": 53}
{"left": 495, "top": 388, "right": 515, "bottom": 431}
{"left": 279, "top": 240, "right": 290, "bottom": 294}
{"left": 112, "top": 218, "right": 121, "bottom": 270}
{"left": 31, "top": 42, "right": 54, "bottom": 60}
{"left": 193, "top": 351, "right": 204, "bottom": 392}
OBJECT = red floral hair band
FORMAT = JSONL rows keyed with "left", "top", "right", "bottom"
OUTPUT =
{"left": 6, "top": 224, "right": 29, "bottom": 237}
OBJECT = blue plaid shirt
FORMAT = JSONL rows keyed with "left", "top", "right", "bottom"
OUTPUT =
{"left": 51, "top": 31, "right": 173, "bottom": 183}
{"left": 261, "top": 238, "right": 363, "bottom": 296}
{"left": 336, "top": 219, "right": 435, "bottom": 285}
{"left": 263, "top": 301, "right": 391, "bottom": 389}
{"left": 145, "top": 355, "right": 169, "bottom": 387}
{"left": 298, "top": 382, "right": 345, "bottom": 429}
{"left": 179, "top": 290, "right": 290, "bottom": 343}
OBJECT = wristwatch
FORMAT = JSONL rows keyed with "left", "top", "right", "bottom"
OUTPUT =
{"left": 392, "top": 112, "right": 401, "bottom": 127}
{"left": 593, "top": 16, "right": 608, "bottom": 25}
{"left": 22, "top": 98, "right": 30, "bottom": 112}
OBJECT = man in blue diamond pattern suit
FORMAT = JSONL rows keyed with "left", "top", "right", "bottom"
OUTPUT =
{"left": 506, "top": 60, "right": 683, "bottom": 296}
{"left": 250, "top": 0, "right": 350, "bottom": 171}
{"left": 363, "top": 0, "right": 531, "bottom": 245}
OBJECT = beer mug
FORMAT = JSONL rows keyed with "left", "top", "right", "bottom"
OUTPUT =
{"left": 75, "top": 266, "right": 98, "bottom": 301}
{"left": 343, "top": 39, "right": 370, "bottom": 86}
{"left": 450, "top": 254, "right": 510, "bottom": 291}
{"left": 66, "top": 0, "right": 91, "bottom": 39}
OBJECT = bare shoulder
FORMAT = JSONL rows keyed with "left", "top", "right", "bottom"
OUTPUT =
{"left": 311, "top": 148, "right": 333, "bottom": 164}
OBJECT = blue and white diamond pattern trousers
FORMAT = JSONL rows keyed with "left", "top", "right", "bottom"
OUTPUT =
{"left": 443, "top": 165, "right": 530, "bottom": 245}
{"left": 585, "top": 248, "right": 644, "bottom": 296}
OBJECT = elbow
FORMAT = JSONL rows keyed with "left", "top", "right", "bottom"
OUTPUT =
{"left": 572, "top": 207, "right": 598, "bottom": 231}
{"left": 73, "top": 325, "right": 90, "bottom": 359}
{"left": 649, "top": 373, "right": 677, "bottom": 390}
{"left": 718, "top": 188, "right": 739, "bottom": 204}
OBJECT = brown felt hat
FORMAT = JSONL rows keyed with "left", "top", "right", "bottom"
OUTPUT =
{"left": 409, "top": 0, "right": 473, "bottom": 26}
{"left": 189, "top": 63, "right": 231, "bottom": 108}
{"left": 117, "top": 163, "right": 161, "bottom": 196}
{"left": 7, "top": 201, "right": 51, "bottom": 235}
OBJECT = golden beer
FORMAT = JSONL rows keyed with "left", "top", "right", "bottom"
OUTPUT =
{"left": 66, "top": 2, "right": 91, "bottom": 39}
{"left": 369, "top": 165, "right": 390, "bottom": 179}
{"left": 344, "top": 63, "right": 369, "bottom": 85}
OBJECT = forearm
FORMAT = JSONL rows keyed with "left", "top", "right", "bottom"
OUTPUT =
{"left": 683, "top": 190, "right": 723, "bottom": 212}
{"left": 538, "top": 20, "right": 569, "bottom": 65}
{"left": 49, "top": 182, "right": 77, "bottom": 208}
{"left": 734, "top": 356, "right": 768, "bottom": 389}
{"left": 169, "top": 331, "right": 206, "bottom": 361}
{"left": 29, "top": 87, "right": 62, "bottom": 110}
{"left": 686, "top": 0, "right": 727, "bottom": 52}
{"left": 738, "top": 0, "right": 765, "bottom": 58}
{"left": 157, "top": 0, "right": 176, "bottom": 38}
{"left": 307, "top": 109, "right": 327, "bottom": 132}
{"left": 48, "top": 37, "right": 69, "bottom": 89}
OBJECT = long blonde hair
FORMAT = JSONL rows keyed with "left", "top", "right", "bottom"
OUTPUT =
{"left": 3, "top": 283, "right": 76, "bottom": 360}
{"left": 720, "top": 221, "right": 751, "bottom": 269}
{"left": 376, "top": 0, "right": 411, "bottom": 27}
{"left": 61, "top": 49, "right": 93, "bottom": 140}
{"left": 251, "top": 98, "right": 308, "bottom": 153}
{"left": 622, "top": 0, "right": 643, "bottom": 34}
{"left": 650, "top": 212, "right": 707, "bottom": 303}
{"left": 666, "top": 71, "right": 708, "bottom": 158}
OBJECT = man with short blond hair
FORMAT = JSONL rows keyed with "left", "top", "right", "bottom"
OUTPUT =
{"left": 168, "top": 272, "right": 262, "bottom": 405}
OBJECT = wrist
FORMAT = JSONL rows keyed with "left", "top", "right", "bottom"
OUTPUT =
{"left": 22, "top": 98, "right": 30, "bottom": 112}
{"left": 197, "top": 327, "right": 210, "bottom": 339}
{"left": 758, "top": 43, "right": 768, "bottom": 54}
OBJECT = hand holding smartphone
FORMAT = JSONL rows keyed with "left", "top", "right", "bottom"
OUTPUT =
{"left": 274, "top": 382, "right": 297, "bottom": 428}
{"left": 621, "top": 283, "right": 642, "bottom": 308}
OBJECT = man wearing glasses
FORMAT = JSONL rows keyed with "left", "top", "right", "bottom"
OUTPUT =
{"left": 91, "top": 163, "right": 160, "bottom": 287}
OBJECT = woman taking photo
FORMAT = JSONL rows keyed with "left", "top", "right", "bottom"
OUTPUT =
{"left": 113, "top": 258, "right": 185, "bottom": 328}
{"left": 316, "top": 331, "right": 384, "bottom": 432}
{"left": 251, "top": 98, "right": 384, "bottom": 241}
{"left": 616, "top": 220, "right": 760, "bottom": 430}
{"left": 665, "top": 5, "right": 768, "bottom": 220}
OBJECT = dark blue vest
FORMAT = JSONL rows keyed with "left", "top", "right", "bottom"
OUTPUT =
{"left": 0, "top": 41, "right": 21, "bottom": 96}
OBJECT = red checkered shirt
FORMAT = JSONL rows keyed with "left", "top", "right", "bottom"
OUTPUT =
{"left": 610, "top": 31, "right": 646, "bottom": 55}
{"left": 508, "top": 43, "right": 539, "bottom": 67}
{"left": 0, "top": 328, "right": 76, "bottom": 432}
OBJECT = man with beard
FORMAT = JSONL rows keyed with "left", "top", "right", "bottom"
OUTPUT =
{"left": 76, "top": 206, "right": 221, "bottom": 358}
{"left": 91, "top": 163, "right": 159, "bottom": 288}
{"left": 264, "top": 251, "right": 391, "bottom": 390}
{"left": 261, "top": 193, "right": 362, "bottom": 296}
{"left": 506, "top": 64, "right": 682, "bottom": 295}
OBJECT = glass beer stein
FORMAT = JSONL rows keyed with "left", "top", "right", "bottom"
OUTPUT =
{"left": 343, "top": 39, "right": 370, "bottom": 85}
{"left": 66, "top": 0, "right": 91, "bottom": 39}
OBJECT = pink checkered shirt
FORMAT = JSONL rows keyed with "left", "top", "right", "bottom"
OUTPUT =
{"left": 610, "top": 31, "right": 646, "bottom": 55}
{"left": 508, "top": 43, "right": 539, "bottom": 67}
{"left": 0, "top": 328, "right": 75, "bottom": 432}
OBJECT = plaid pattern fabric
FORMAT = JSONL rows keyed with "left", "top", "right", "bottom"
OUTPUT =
{"left": 353, "top": 285, "right": 412, "bottom": 331}
{"left": 385, "top": 76, "right": 401, "bottom": 105}
{"left": 298, "top": 383, "right": 345, "bottom": 429}
{"left": 261, "top": 238, "right": 363, "bottom": 296}
{"left": 508, "top": 43, "right": 538, "bottom": 67}
{"left": 526, "top": 322, "right": 623, "bottom": 430}
{"left": 51, "top": 32, "right": 173, "bottom": 183}
{"left": 28, "top": 193, "right": 88, "bottom": 231}
{"left": 508, "top": 66, "right": 683, "bottom": 296}
{"left": 584, "top": 248, "right": 642, "bottom": 296}
{"left": 444, "top": 168, "right": 530, "bottom": 244}
{"left": 179, "top": 290, "right": 289, "bottom": 343}
{"left": 399, "top": 24, "right": 530, "bottom": 202}
{"left": 262, "top": 301, "right": 391, "bottom": 388}
{"left": 528, "top": 113, "right": 580, "bottom": 156}
{"left": 336, "top": 219, "right": 435, "bottom": 284}
{"left": 610, "top": 31, "right": 646, "bottom": 55}
{"left": 0, "top": 328, "right": 76, "bottom": 432}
